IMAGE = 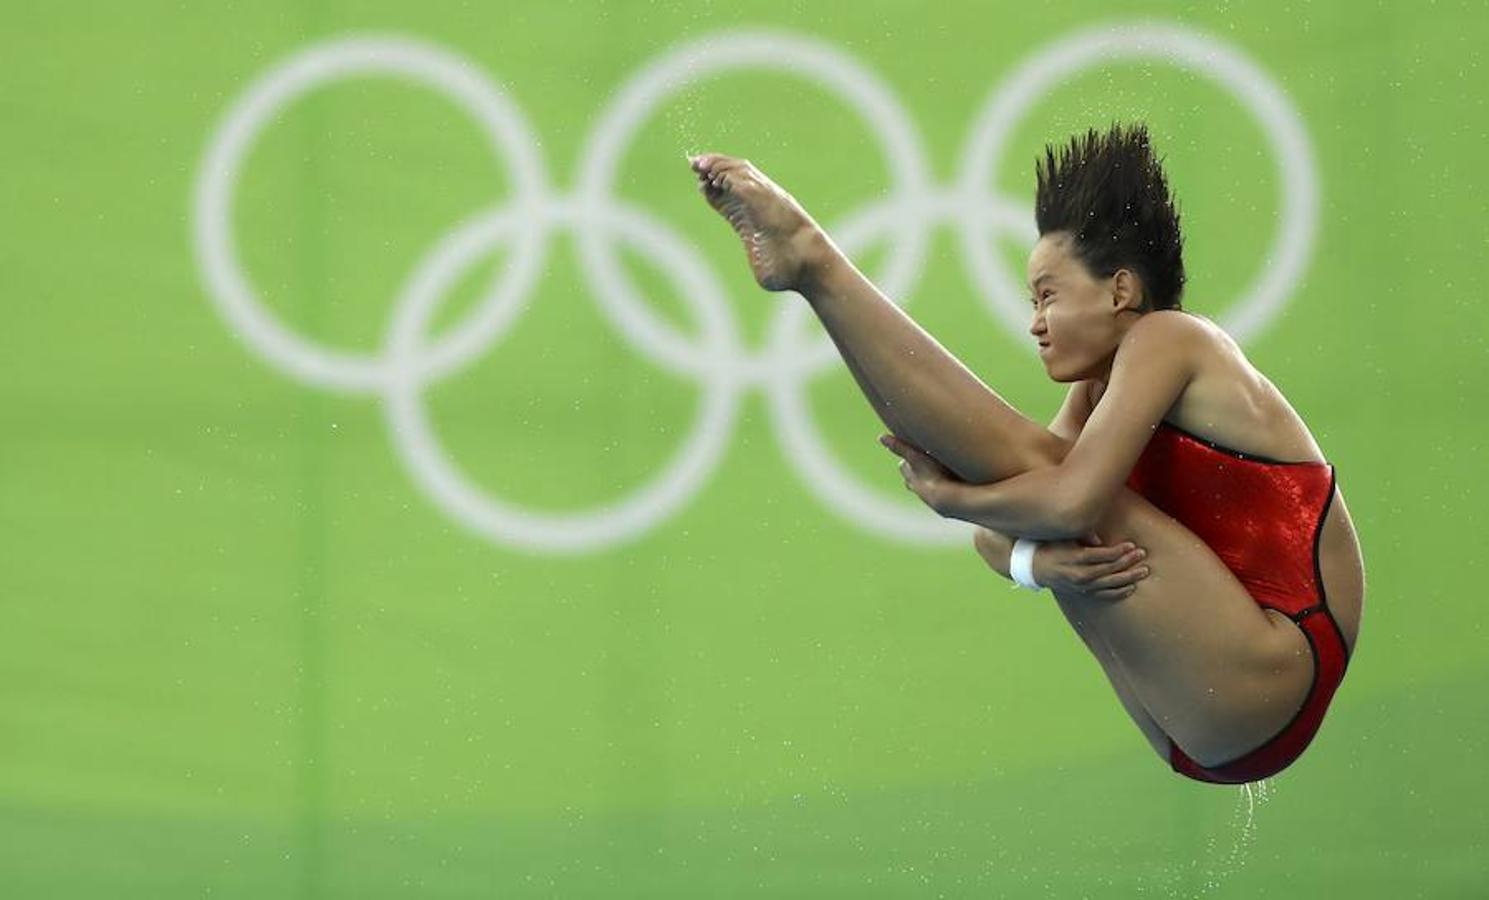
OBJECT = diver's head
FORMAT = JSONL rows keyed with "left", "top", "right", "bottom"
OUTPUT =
{"left": 1027, "top": 122, "right": 1186, "bottom": 383}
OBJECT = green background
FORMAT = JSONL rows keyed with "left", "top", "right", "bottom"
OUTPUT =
{"left": 4, "top": 1, "right": 1486, "bottom": 896}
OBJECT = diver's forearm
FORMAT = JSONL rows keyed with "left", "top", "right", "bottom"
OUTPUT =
{"left": 798, "top": 241, "right": 1039, "bottom": 485}
{"left": 944, "top": 468, "right": 1088, "bottom": 540}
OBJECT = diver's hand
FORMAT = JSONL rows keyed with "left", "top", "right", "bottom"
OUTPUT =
{"left": 1034, "top": 533, "right": 1150, "bottom": 600}
{"left": 689, "top": 152, "right": 832, "bottom": 293}
{"left": 878, "top": 433, "right": 964, "bottom": 515}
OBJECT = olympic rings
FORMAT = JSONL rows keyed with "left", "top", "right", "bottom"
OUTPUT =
{"left": 191, "top": 24, "right": 1318, "bottom": 553}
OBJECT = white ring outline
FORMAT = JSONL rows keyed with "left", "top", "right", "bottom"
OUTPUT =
{"left": 383, "top": 205, "right": 744, "bottom": 553}
{"left": 192, "top": 36, "right": 554, "bottom": 394}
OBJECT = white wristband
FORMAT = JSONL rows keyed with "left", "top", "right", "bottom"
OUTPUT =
{"left": 1010, "top": 538, "right": 1043, "bottom": 590}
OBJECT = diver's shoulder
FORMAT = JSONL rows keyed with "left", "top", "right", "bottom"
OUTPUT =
{"left": 1123, "top": 308, "right": 1215, "bottom": 354}
{"left": 1169, "top": 310, "right": 1248, "bottom": 359}
{"left": 1141, "top": 307, "right": 1211, "bottom": 331}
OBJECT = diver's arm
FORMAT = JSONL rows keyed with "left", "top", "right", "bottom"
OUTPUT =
{"left": 690, "top": 152, "right": 1057, "bottom": 484}
{"left": 969, "top": 392, "right": 1092, "bottom": 579}
{"left": 938, "top": 466, "right": 1088, "bottom": 540}
{"left": 944, "top": 313, "right": 1200, "bottom": 538}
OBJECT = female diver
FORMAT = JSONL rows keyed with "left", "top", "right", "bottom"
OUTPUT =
{"left": 688, "top": 123, "right": 1365, "bottom": 784}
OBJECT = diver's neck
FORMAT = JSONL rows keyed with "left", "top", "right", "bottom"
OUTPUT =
{"left": 1091, "top": 312, "right": 1141, "bottom": 385}
{"left": 1091, "top": 355, "right": 1114, "bottom": 386}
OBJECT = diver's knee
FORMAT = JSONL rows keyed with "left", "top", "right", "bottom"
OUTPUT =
{"left": 972, "top": 526, "right": 1005, "bottom": 570}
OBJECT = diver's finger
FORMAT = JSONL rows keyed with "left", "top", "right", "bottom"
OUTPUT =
{"left": 1082, "top": 544, "right": 1124, "bottom": 564}
{"left": 1100, "top": 549, "right": 1146, "bottom": 574}
{"left": 1093, "top": 565, "right": 1150, "bottom": 589}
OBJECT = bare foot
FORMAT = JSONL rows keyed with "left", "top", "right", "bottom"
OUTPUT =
{"left": 689, "top": 153, "right": 828, "bottom": 293}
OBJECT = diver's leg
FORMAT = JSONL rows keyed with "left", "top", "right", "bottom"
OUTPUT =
{"left": 803, "top": 251, "right": 1064, "bottom": 484}
{"left": 694, "top": 153, "right": 1061, "bottom": 483}
{"left": 976, "top": 525, "right": 1169, "bottom": 760}
{"left": 836, "top": 329, "right": 914, "bottom": 440}
{"left": 968, "top": 442, "right": 1313, "bottom": 767}
{"left": 1074, "top": 494, "right": 1316, "bottom": 768}
{"left": 1048, "top": 587, "right": 1172, "bottom": 761}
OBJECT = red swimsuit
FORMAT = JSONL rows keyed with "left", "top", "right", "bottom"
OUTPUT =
{"left": 1123, "top": 421, "right": 1352, "bottom": 784}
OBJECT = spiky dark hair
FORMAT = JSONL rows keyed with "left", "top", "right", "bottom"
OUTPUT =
{"left": 1034, "top": 122, "right": 1185, "bottom": 311}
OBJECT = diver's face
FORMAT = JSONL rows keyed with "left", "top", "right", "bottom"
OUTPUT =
{"left": 1026, "top": 232, "right": 1127, "bottom": 383}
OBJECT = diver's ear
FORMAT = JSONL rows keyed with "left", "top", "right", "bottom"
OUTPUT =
{"left": 1111, "top": 268, "right": 1146, "bottom": 315}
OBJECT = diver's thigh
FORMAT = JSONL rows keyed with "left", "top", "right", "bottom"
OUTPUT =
{"left": 1080, "top": 490, "right": 1313, "bottom": 763}
{"left": 1050, "top": 588, "right": 1171, "bottom": 762}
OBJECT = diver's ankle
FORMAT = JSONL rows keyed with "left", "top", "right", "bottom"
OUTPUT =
{"left": 792, "top": 227, "right": 845, "bottom": 297}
